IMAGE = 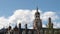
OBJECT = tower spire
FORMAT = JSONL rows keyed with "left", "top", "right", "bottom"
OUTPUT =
{"left": 37, "top": 6, "right": 38, "bottom": 12}
{"left": 33, "top": 7, "right": 42, "bottom": 30}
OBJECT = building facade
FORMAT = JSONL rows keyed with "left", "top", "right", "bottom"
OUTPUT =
{"left": 0, "top": 8, "right": 60, "bottom": 34}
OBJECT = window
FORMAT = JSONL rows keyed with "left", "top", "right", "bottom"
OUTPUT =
{"left": 36, "top": 16, "right": 39, "bottom": 18}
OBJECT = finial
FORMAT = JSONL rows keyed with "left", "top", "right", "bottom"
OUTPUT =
{"left": 15, "top": 23, "right": 17, "bottom": 28}
{"left": 37, "top": 6, "right": 38, "bottom": 12}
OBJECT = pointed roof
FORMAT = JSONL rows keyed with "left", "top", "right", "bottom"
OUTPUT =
{"left": 37, "top": 7, "right": 38, "bottom": 12}
{"left": 35, "top": 7, "right": 40, "bottom": 15}
{"left": 14, "top": 23, "right": 18, "bottom": 30}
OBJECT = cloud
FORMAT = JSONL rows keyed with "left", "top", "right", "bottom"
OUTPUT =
{"left": 0, "top": 9, "right": 59, "bottom": 29}
{"left": 41, "top": 11, "right": 59, "bottom": 21}
{"left": 0, "top": 17, "right": 9, "bottom": 29}
{"left": 53, "top": 22, "right": 60, "bottom": 28}
{"left": 8, "top": 9, "right": 42, "bottom": 28}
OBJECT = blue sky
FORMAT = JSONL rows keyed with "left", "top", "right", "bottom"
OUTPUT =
{"left": 0, "top": 0, "right": 60, "bottom": 29}
{"left": 0, "top": 0, "right": 60, "bottom": 17}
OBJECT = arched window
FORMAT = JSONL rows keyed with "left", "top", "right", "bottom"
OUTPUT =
{"left": 22, "top": 31, "right": 26, "bottom": 34}
{"left": 28, "top": 30, "right": 32, "bottom": 34}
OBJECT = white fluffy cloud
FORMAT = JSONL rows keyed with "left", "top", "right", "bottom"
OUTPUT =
{"left": 0, "top": 9, "right": 59, "bottom": 29}
{"left": 41, "top": 11, "right": 59, "bottom": 21}
{"left": 0, "top": 17, "right": 9, "bottom": 29}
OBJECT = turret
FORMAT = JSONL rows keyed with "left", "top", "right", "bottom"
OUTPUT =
{"left": 19, "top": 23, "right": 21, "bottom": 30}
{"left": 6, "top": 26, "right": 11, "bottom": 34}
{"left": 25, "top": 24, "right": 27, "bottom": 30}
{"left": 47, "top": 17, "right": 53, "bottom": 29}
{"left": 49, "top": 17, "right": 51, "bottom": 24}
{"left": 13, "top": 24, "right": 19, "bottom": 34}
{"left": 25, "top": 24, "right": 28, "bottom": 34}
{"left": 19, "top": 23, "right": 21, "bottom": 34}
{"left": 14, "top": 25, "right": 18, "bottom": 31}
{"left": 8, "top": 26, "right": 11, "bottom": 30}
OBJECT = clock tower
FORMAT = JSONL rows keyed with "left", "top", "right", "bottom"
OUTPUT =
{"left": 33, "top": 7, "right": 42, "bottom": 30}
